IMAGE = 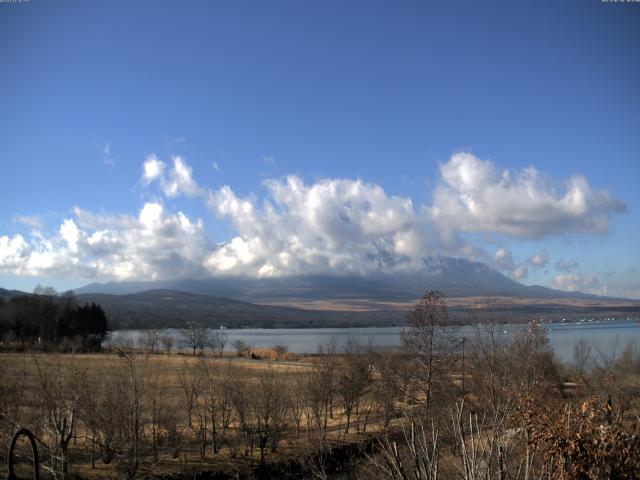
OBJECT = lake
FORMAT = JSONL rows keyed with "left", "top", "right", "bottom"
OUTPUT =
{"left": 108, "top": 318, "right": 640, "bottom": 363}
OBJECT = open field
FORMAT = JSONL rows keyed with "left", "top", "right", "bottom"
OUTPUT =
{"left": 268, "top": 295, "right": 640, "bottom": 312}
{"left": 0, "top": 348, "right": 401, "bottom": 479}
{"left": 2, "top": 312, "right": 640, "bottom": 479}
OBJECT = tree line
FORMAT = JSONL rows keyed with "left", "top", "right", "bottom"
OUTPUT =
{"left": 0, "top": 285, "right": 108, "bottom": 352}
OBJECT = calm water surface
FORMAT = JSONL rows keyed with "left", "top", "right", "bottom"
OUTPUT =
{"left": 109, "top": 319, "right": 640, "bottom": 363}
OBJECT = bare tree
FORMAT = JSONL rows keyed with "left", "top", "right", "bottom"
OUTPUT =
{"left": 77, "top": 362, "right": 123, "bottom": 467}
{"left": 76, "top": 368, "right": 101, "bottom": 469}
{"left": 139, "top": 329, "right": 161, "bottom": 354}
{"left": 181, "top": 322, "right": 209, "bottom": 356}
{"left": 33, "top": 284, "right": 58, "bottom": 296}
{"left": 229, "top": 373, "right": 253, "bottom": 457}
{"left": 35, "top": 357, "right": 78, "bottom": 479}
{"left": 253, "top": 369, "right": 289, "bottom": 462}
{"left": 218, "top": 362, "right": 236, "bottom": 435}
{"left": 401, "top": 290, "right": 458, "bottom": 413}
{"left": 197, "top": 359, "right": 221, "bottom": 454}
{"left": 112, "top": 342, "right": 151, "bottom": 479}
{"left": 573, "top": 339, "right": 592, "bottom": 378}
{"left": 304, "top": 338, "right": 338, "bottom": 439}
{"left": 288, "top": 377, "right": 307, "bottom": 438}
{"left": 191, "top": 364, "right": 210, "bottom": 460}
{"left": 178, "top": 361, "right": 199, "bottom": 433}
{"left": 160, "top": 334, "right": 174, "bottom": 356}
{"left": 336, "top": 338, "right": 372, "bottom": 434}
{"left": 209, "top": 331, "right": 228, "bottom": 357}
{"left": 373, "top": 350, "right": 404, "bottom": 428}
{"left": 146, "top": 366, "right": 168, "bottom": 460}
{"left": 509, "top": 320, "right": 557, "bottom": 401}
{"left": 467, "top": 299, "right": 512, "bottom": 417}
{"left": 232, "top": 339, "right": 251, "bottom": 358}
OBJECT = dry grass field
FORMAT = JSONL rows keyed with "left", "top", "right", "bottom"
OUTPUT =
{"left": 0, "top": 348, "right": 396, "bottom": 479}
{"left": 1, "top": 312, "right": 639, "bottom": 479}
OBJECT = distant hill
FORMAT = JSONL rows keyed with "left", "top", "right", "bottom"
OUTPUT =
{"left": 74, "top": 290, "right": 405, "bottom": 330}
{"left": 4, "top": 256, "right": 639, "bottom": 331}
{"left": 73, "top": 288, "right": 640, "bottom": 331}
{"left": 0, "top": 287, "right": 30, "bottom": 302}
{"left": 75, "top": 256, "right": 607, "bottom": 302}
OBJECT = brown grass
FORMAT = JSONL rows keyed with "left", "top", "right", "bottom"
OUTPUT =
{"left": 259, "top": 295, "right": 640, "bottom": 312}
{"left": 0, "top": 351, "right": 386, "bottom": 479}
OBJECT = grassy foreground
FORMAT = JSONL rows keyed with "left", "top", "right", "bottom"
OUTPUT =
{"left": 2, "top": 312, "right": 640, "bottom": 479}
{"left": 0, "top": 348, "right": 394, "bottom": 479}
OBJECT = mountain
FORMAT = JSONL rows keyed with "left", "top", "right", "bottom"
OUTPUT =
{"left": 0, "top": 287, "right": 31, "bottom": 302}
{"left": 75, "top": 256, "right": 603, "bottom": 302}
{"left": 73, "top": 290, "right": 405, "bottom": 330}
{"left": 5, "top": 257, "right": 638, "bottom": 330}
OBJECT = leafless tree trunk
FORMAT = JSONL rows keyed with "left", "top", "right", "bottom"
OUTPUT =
{"left": 336, "top": 338, "right": 372, "bottom": 434}
{"left": 232, "top": 339, "right": 251, "bottom": 358}
{"left": 181, "top": 322, "right": 209, "bottom": 356}
{"left": 573, "top": 338, "right": 592, "bottom": 378}
{"left": 373, "top": 351, "right": 404, "bottom": 428}
{"left": 178, "top": 360, "right": 199, "bottom": 443}
{"left": 139, "top": 329, "right": 161, "bottom": 354}
{"left": 401, "top": 290, "right": 458, "bottom": 416}
{"left": 209, "top": 331, "right": 228, "bottom": 357}
{"left": 160, "top": 334, "right": 174, "bottom": 355}
{"left": 289, "top": 377, "right": 307, "bottom": 437}
{"left": 113, "top": 341, "right": 151, "bottom": 479}
{"left": 35, "top": 356, "right": 78, "bottom": 479}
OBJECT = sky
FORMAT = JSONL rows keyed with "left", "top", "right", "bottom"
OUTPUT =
{"left": 1, "top": 0, "right": 639, "bottom": 298}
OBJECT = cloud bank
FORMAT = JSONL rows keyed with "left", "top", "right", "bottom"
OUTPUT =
{"left": 0, "top": 152, "right": 626, "bottom": 293}
{"left": 551, "top": 274, "right": 601, "bottom": 294}
{"left": 204, "top": 176, "right": 427, "bottom": 276}
{"left": 1, "top": 203, "right": 208, "bottom": 281}
{"left": 429, "top": 152, "right": 625, "bottom": 239}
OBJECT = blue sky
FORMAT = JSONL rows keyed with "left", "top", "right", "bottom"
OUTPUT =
{"left": 1, "top": 0, "right": 639, "bottom": 297}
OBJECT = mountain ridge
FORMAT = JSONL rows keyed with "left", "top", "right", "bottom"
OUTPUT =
{"left": 4, "top": 257, "right": 638, "bottom": 330}
{"left": 73, "top": 256, "right": 619, "bottom": 302}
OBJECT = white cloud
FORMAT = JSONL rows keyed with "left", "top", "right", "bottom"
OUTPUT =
{"left": 551, "top": 273, "right": 601, "bottom": 293}
{"left": 204, "top": 175, "right": 428, "bottom": 276}
{"left": 0, "top": 152, "right": 629, "bottom": 286}
{"left": 0, "top": 203, "right": 209, "bottom": 281}
{"left": 60, "top": 219, "right": 80, "bottom": 253}
{"left": 511, "top": 264, "right": 529, "bottom": 281}
{"left": 142, "top": 154, "right": 165, "bottom": 183}
{"left": 0, "top": 235, "right": 30, "bottom": 273}
{"left": 0, "top": 173, "right": 432, "bottom": 280}
{"left": 142, "top": 154, "right": 203, "bottom": 198}
{"left": 428, "top": 152, "right": 626, "bottom": 239}
{"left": 492, "top": 248, "right": 547, "bottom": 280}
{"left": 494, "top": 247, "right": 515, "bottom": 270}
{"left": 527, "top": 251, "right": 549, "bottom": 269}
